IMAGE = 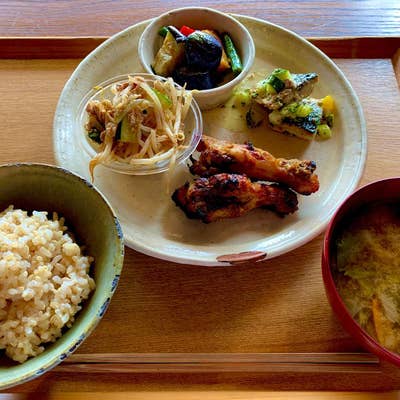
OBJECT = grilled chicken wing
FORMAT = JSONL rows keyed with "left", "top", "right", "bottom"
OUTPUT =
{"left": 172, "top": 173, "right": 298, "bottom": 223}
{"left": 189, "top": 135, "right": 319, "bottom": 195}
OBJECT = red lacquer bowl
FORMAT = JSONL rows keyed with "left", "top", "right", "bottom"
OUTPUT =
{"left": 322, "top": 177, "right": 400, "bottom": 367}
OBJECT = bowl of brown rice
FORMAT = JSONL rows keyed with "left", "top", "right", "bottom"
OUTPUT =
{"left": 0, "top": 163, "right": 124, "bottom": 389}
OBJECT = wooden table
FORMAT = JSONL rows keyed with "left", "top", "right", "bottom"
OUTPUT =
{"left": 1, "top": 0, "right": 400, "bottom": 397}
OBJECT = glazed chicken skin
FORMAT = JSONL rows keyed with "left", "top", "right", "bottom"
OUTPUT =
{"left": 172, "top": 173, "right": 298, "bottom": 223}
{"left": 189, "top": 135, "right": 319, "bottom": 195}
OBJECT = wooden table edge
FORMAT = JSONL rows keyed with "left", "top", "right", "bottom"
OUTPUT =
{"left": 1, "top": 36, "right": 399, "bottom": 59}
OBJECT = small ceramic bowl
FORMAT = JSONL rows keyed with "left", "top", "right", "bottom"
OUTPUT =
{"left": 0, "top": 163, "right": 124, "bottom": 389}
{"left": 322, "top": 177, "right": 400, "bottom": 367}
{"left": 138, "top": 7, "right": 255, "bottom": 110}
{"left": 76, "top": 73, "right": 202, "bottom": 176}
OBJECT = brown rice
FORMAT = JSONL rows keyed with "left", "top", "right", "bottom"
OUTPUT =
{"left": 0, "top": 206, "right": 95, "bottom": 363}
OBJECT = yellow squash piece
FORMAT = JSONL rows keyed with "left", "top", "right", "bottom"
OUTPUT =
{"left": 321, "top": 95, "right": 335, "bottom": 114}
{"left": 152, "top": 31, "right": 185, "bottom": 77}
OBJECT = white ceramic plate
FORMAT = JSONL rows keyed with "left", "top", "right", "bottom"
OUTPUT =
{"left": 53, "top": 15, "right": 367, "bottom": 266}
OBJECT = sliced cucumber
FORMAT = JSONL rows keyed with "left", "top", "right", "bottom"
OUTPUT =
{"left": 317, "top": 124, "right": 332, "bottom": 139}
{"left": 119, "top": 115, "right": 135, "bottom": 143}
{"left": 152, "top": 88, "right": 172, "bottom": 107}
{"left": 281, "top": 102, "right": 299, "bottom": 116}
{"left": 261, "top": 68, "right": 292, "bottom": 94}
{"left": 296, "top": 103, "right": 313, "bottom": 117}
{"left": 255, "top": 80, "right": 276, "bottom": 98}
{"left": 272, "top": 68, "right": 292, "bottom": 81}
{"left": 115, "top": 122, "right": 121, "bottom": 141}
{"left": 88, "top": 128, "right": 102, "bottom": 144}
{"left": 266, "top": 74, "right": 285, "bottom": 93}
{"left": 233, "top": 88, "right": 252, "bottom": 108}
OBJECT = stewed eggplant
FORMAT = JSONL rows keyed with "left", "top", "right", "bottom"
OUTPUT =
{"left": 185, "top": 31, "right": 222, "bottom": 71}
{"left": 152, "top": 25, "right": 242, "bottom": 90}
{"left": 173, "top": 67, "right": 215, "bottom": 90}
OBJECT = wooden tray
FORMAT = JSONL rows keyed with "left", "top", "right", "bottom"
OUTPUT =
{"left": 0, "top": 36, "right": 400, "bottom": 392}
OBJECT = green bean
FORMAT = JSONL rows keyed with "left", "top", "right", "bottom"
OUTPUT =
{"left": 223, "top": 34, "right": 242, "bottom": 76}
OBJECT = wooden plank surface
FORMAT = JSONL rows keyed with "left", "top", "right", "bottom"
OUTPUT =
{"left": 1, "top": 0, "right": 399, "bottom": 38}
{"left": 0, "top": 54, "right": 400, "bottom": 391}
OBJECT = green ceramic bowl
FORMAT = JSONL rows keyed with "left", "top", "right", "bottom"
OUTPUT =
{"left": 0, "top": 163, "right": 124, "bottom": 389}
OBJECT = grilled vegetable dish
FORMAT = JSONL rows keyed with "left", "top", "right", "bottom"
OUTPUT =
{"left": 172, "top": 135, "right": 319, "bottom": 223}
{"left": 234, "top": 68, "right": 335, "bottom": 140}
{"left": 152, "top": 25, "right": 242, "bottom": 90}
{"left": 268, "top": 96, "right": 334, "bottom": 140}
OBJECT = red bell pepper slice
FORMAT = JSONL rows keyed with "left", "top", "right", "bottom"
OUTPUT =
{"left": 180, "top": 25, "right": 195, "bottom": 36}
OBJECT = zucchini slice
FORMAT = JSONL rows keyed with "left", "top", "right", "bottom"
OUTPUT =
{"left": 152, "top": 31, "right": 185, "bottom": 77}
